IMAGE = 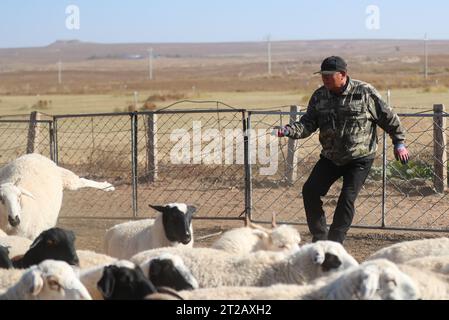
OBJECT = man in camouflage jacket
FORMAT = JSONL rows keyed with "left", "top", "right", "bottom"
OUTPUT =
{"left": 278, "top": 56, "right": 410, "bottom": 244}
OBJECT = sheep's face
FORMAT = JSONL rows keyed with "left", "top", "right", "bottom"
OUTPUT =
{"left": 148, "top": 254, "right": 198, "bottom": 291}
{"left": 150, "top": 203, "right": 197, "bottom": 245}
{"left": 357, "top": 260, "right": 420, "bottom": 300}
{"left": 326, "top": 260, "right": 421, "bottom": 300}
{"left": 0, "top": 184, "right": 20, "bottom": 227}
{"left": 0, "top": 183, "right": 34, "bottom": 228}
{"left": 269, "top": 225, "right": 301, "bottom": 251}
{"left": 98, "top": 264, "right": 157, "bottom": 300}
{"left": 22, "top": 228, "right": 79, "bottom": 268}
{"left": 23, "top": 260, "right": 92, "bottom": 300}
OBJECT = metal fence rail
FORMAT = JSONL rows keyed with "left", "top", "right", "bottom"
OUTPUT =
{"left": 0, "top": 105, "right": 448, "bottom": 232}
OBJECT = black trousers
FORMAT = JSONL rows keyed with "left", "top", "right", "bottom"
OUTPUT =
{"left": 302, "top": 155, "right": 374, "bottom": 244}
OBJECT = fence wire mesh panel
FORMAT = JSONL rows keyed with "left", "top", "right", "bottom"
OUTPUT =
{"left": 247, "top": 110, "right": 384, "bottom": 228}
{"left": 0, "top": 119, "right": 52, "bottom": 167}
{"left": 1, "top": 107, "right": 447, "bottom": 232}
{"left": 382, "top": 114, "right": 449, "bottom": 231}
{"left": 136, "top": 110, "right": 246, "bottom": 219}
{"left": 54, "top": 114, "right": 133, "bottom": 218}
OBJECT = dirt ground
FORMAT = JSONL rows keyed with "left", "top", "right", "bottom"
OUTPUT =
{"left": 57, "top": 216, "right": 448, "bottom": 263}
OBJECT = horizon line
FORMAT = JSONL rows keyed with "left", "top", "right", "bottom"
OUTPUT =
{"left": 2, "top": 37, "right": 449, "bottom": 50}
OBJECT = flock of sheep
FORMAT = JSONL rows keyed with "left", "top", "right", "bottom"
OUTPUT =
{"left": 0, "top": 153, "right": 448, "bottom": 300}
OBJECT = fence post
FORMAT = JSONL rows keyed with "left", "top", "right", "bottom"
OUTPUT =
{"left": 49, "top": 121, "right": 55, "bottom": 161}
{"left": 53, "top": 117, "right": 59, "bottom": 165}
{"left": 286, "top": 105, "right": 299, "bottom": 184}
{"left": 433, "top": 104, "right": 447, "bottom": 193}
{"left": 243, "top": 111, "right": 253, "bottom": 221}
{"left": 131, "top": 113, "right": 138, "bottom": 217}
{"left": 146, "top": 113, "right": 158, "bottom": 183}
{"left": 26, "top": 111, "right": 41, "bottom": 154}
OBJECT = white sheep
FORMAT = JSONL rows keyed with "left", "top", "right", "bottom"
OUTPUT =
{"left": 396, "top": 264, "right": 449, "bottom": 300}
{"left": 76, "top": 250, "right": 117, "bottom": 269}
{"left": 211, "top": 214, "right": 300, "bottom": 254}
{"left": 104, "top": 203, "right": 196, "bottom": 259}
{"left": 404, "top": 255, "right": 449, "bottom": 276}
{"left": 0, "top": 229, "right": 6, "bottom": 237}
{"left": 0, "top": 235, "right": 32, "bottom": 258}
{"left": 172, "top": 259, "right": 420, "bottom": 300}
{"left": 0, "top": 260, "right": 91, "bottom": 300}
{"left": 0, "top": 153, "right": 115, "bottom": 240}
{"left": 132, "top": 241, "right": 359, "bottom": 288}
{"left": 367, "top": 237, "right": 449, "bottom": 264}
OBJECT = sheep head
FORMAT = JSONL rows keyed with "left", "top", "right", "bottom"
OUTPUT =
{"left": 12, "top": 260, "right": 91, "bottom": 300}
{"left": 324, "top": 259, "right": 420, "bottom": 300}
{"left": 0, "top": 182, "right": 35, "bottom": 228}
{"left": 149, "top": 203, "right": 196, "bottom": 245}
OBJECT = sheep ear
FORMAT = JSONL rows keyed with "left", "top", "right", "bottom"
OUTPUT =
{"left": 149, "top": 259, "right": 162, "bottom": 278}
{"left": 271, "top": 212, "right": 278, "bottom": 228}
{"left": 186, "top": 206, "right": 197, "bottom": 216}
{"left": 253, "top": 229, "right": 269, "bottom": 239}
{"left": 310, "top": 246, "right": 326, "bottom": 265}
{"left": 321, "top": 253, "right": 342, "bottom": 272}
{"left": 28, "top": 270, "right": 44, "bottom": 296}
{"left": 29, "top": 234, "right": 44, "bottom": 249}
{"left": 149, "top": 205, "right": 166, "bottom": 213}
{"left": 18, "top": 187, "right": 35, "bottom": 200}
{"left": 0, "top": 184, "right": 9, "bottom": 203}
{"left": 97, "top": 267, "right": 116, "bottom": 299}
{"left": 359, "top": 268, "right": 380, "bottom": 299}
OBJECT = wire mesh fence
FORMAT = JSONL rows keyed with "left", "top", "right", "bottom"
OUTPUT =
{"left": 248, "top": 110, "right": 384, "bottom": 228}
{"left": 54, "top": 113, "right": 134, "bottom": 219}
{"left": 135, "top": 110, "right": 247, "bottom": 219}
{"left": 51, "top": 109, "right": 248, "bottom": 220}
{"left": 0, "top": 105, "right": 448, "bottom": 232}
{"left": 248, "top": 108, "right": 449, "bottom": 231}
{"left": 0, "top": 118, "right": 52, "bottom": 167}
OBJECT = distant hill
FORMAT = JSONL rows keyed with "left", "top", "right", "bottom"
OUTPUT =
{"left": 1, "top": 39, "right": 449, "bottom": 65}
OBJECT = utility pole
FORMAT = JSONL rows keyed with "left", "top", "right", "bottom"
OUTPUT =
{"left": 424, "top": 33, "right": 428, "bottom": 80}
{"left": 134, "top": 91, "right": 139, "bottom": 109}
{"left": 148, "top": 48, "right": 153, "bottom": 80}
{"left": 267, "top": 35, "right": 272, "bottom": 76}
{"left": 58, "top": 60, "right": 62, "bottom": 85}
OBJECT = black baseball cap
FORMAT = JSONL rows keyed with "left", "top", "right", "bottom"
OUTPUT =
{"left": 314, "top": 56, "right": 347, "bottom": 75}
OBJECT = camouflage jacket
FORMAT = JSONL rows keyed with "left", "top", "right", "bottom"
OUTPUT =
{"left": 286, "top": 78, "right": 406, "bottom": 166}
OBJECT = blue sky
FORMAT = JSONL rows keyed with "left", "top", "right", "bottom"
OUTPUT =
{"left": 1, "top": 0, "right": 448, "bottom": 48}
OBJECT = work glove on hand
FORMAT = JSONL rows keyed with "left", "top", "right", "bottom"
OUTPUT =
{"left": 276, "top": 125, "right": 291, "bottom": 138}
{"left": 394, "top": 143, "right": 410, "bottom": 165}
